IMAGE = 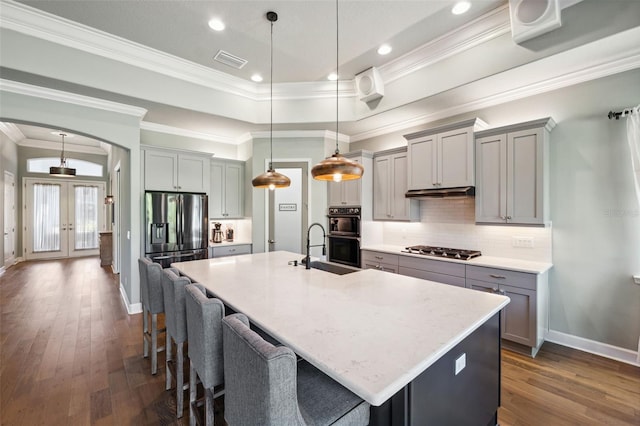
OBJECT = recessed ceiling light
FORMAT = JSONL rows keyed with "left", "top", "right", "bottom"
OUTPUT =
{"left": 377, "top": 44, "right": 392, "bottom": 55}
{"left": 208, "top": 18, "right": 225, "bottom": 31}
{"left": 251, "top": 74, "right": 263, "bottom": 82}
{"left": 452, "top": 1, "right": 471, "bottom": 15}
{"left": 327, "top": 72, "right": 338, "bottom": 81}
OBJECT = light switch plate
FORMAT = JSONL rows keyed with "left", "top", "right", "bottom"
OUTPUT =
{"left": 512, "top": 236, "right": 534, "bottom": 248}
{"left": 455, "top": 353, "right": 466, "bottom": 375}
{"left": 633, "top": 275, "right": 640, "bottom": 285}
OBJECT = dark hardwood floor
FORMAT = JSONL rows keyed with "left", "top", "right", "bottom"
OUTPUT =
{"left": 1, "top": 257, "right": 639, "bottom": 425}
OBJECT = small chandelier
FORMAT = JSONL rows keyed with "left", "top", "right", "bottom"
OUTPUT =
{"left": 251, "top": 11, "right": 291, "bottom": 190}
{"left": 49, "top": 132, "right": 76, "bottom": 177}
{"left": 311, "top": 0, "right": 364, "bottom": 182}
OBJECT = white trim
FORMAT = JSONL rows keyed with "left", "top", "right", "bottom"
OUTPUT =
{"left": 246, "top": 130, "right": 350, "bottom": 143}
{"left": 19, "top": 138, "right": 108, "bottom": 155}
{"left": 0, "top": 79, "right": 148, "bottom": 118}
{"left": 119, "top": 282, "right": 142, "bottom": 315}
{"left": 0, "top": 266, "right": 4, "bottom": 276}
{"left": 140, "top": 121, "right": 238, "bottom": 145}
{"left": 546, "top": 329, "right": 640, "bottom": 367}
{"left": 0, "top": 122, "right": 25, "bottom": 142}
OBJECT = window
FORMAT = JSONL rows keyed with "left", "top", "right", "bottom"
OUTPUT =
{"left": 27, "top": 157, "right": 103, "bottom": 177}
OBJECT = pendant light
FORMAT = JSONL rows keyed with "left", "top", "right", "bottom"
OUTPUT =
{"left": 311, "top": 0, "right": 364, "bottom": 182}
{"left": 49, "top": 132, "right": 76, "bottom": 177}
{"left": 252, "top": 11, "right": 291, "bottom": 190}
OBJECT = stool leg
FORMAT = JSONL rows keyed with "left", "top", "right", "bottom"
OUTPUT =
{"left": 143, "top": 308, "right": 149, "bottom": 358}
{"left": 176, "top": 342, "right": 184, "bottom": 418}
{"left": 165, "top": 333, "right": 172, "bottom": 390}
{"left": 205, "top": 388, "right": 214, "bottom": 426}
{"left": 151, "top": 313, "right": 158, "bottom": 375}
{"left": 189, "top": 361, "right": 197, "bottom": 426}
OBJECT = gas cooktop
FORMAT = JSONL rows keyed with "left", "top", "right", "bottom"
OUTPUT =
{"left": 402, "top": 245, "right": 481, "bottom": 261}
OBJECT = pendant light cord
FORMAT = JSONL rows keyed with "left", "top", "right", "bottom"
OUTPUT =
{"left": 335, "top": 0, "right": 339, "bottom": 155}
{"left": 269, "top": 18, "right": 274, "bottom": 170}
{"left": 60, "top": 133, "right": 66, "bottom": 165}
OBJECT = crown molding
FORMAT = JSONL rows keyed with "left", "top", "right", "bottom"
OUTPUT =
{"left": 19, "top": 138, "right": 108, "bottom": 155}
{"left": 242, "top": 130, "right": 350, "bottom": 144}
{"left": 0, "top": 79, "right": 148, "bottom": 118}
{"left": 0, "top": 122, "right": 25, "bottom": 142}
{"left": 140, "top": 121, "right": 238, "bottom": 145}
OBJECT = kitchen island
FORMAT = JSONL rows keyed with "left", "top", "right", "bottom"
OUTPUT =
{"left": 173, "top": 251, "right": 510, "bottom": 425}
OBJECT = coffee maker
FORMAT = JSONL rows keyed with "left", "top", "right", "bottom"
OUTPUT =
{"left": 212, "top": 222, "right": 223, "bottom": 243}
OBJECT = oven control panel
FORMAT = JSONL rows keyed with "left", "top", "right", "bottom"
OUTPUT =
{"left": 328, "top": 207, "right": 360, "bottom": 216}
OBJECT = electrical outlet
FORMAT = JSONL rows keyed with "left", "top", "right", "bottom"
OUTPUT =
{"left": 455, "top": 353, "right": 466, "bottom": 375}
{"left": 512, "top": 237, "right": 534, "bottom": 248}
{"left": 633, "top": 275, "right": 640, "bottom": 285}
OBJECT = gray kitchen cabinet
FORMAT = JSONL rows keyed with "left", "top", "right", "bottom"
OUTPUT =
{"left": 144, "top": 148, "right": 210, "bottom": 193}
{"left": 361, "top": 250, "right": 398, "bottom": 273}
{"left": 327, "top": 151, "right": 373, "bottom": 220}
{"left": 209, "top": 243, "right": 252, "bottom": 258}
{"left": 373, "top": 147, "right": 419, "bottom": 221}
{"left": 405, "top": 118, "right": 486, "bottom": 190}
{"left": 398, "top": 255, "right": 466, "bottom": 287}
{"left": 475, "top": 118, "right": 555, "bottom": 225}
{"left": 466, "top": 264, "right": 548, "bottom": 357}
{"left": 210, "top": 159, "right": 245, "bottom": 219}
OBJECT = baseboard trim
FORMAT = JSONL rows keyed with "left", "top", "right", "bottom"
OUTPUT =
{"left": 546, "top": 329, "right": 640, "bottom": 367}
{"left": 119, "top": 283, "right": 142, "bottom": 315}
{"left": 0, "top": 266, "right": 5, "bottom": 276}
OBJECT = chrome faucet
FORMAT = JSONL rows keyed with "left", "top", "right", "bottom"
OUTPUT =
{"left": 305, "top": 222, "right": 326, "bottom": 269}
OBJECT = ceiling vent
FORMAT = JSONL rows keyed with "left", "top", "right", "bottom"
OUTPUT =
{"left": 355, "top": 67, "right": 384, "bottom": 103}
{"left": 509, "top": 0, "right": 563, "bottom": 44}
{"left": 213, "top": 50, "right": 248, "bottom": 69}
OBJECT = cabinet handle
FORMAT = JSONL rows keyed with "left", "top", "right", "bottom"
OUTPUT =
{"left": 489, "top": 274, "right": 506, "bottom": 279}
{"left": 376, "top": 264, "right": 382, "bottom": 270}
{"left": 375, "top": 256, "right": 383, "bottom": 260}
{"left": 498, "top": 289, "right": 506, "bottom": 295}
{"left": 500, "top": 216, "right": 506, "bottom": 220}
{"left": 506, "top": 216, "right": 512, "bottom": 220}
{"left": 229, "top": 249, "right": 236, "bottom": 252}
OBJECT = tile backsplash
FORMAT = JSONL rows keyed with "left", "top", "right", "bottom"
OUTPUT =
{"left": 381, "top": 198, "right": 552, "bottom": 263}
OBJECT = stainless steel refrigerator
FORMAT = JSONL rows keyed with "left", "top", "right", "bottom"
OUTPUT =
{"left": 144, "top": 191, "right": 208, "bottom": 267}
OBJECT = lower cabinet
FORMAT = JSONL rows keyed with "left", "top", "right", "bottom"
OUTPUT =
{"left": 398, "top": 256, "right": 466, "bottom": 287}
{"left": 209, "top": 244, "right": 252, "bottom": 258}
{"left": 361, "top": 250, "right": 398, "bottom": 273}
{"left": 466, "top": 265, "right": 547, "bottom": 357}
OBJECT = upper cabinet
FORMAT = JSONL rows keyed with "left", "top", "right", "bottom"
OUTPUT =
{"left": 210, "top": 159, "right": 245, "bottom": 219}
{"left": 144, "top": 148, "right": 210, "bottom": 193}
{"left": 405, "top": 118, "right": 487, "bottom": 190}
{"left": 373, "top": 147, "right": 419, "bottom": 221}
{"left": 475, "top": 118, "right": 555, "bottom": 226}
{"left": 327, "top": 151, "right": 373, "bottom": 219}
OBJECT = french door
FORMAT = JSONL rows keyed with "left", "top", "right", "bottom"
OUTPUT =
{"left": 24, "top": 178, "right": 106, "bottom": 260}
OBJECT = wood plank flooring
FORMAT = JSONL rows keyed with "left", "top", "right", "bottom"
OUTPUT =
{"left": 1, "top": 257, "right": 639, "bottom": 425}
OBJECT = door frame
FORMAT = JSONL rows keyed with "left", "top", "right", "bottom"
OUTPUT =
{"left": 4, "top": 171, "right": 16, "bottom": 267}
{"left": 113, "top": 161, "right": 121, "bottom": 273}
{"left": 264, "top": 160, "right": 310, "bottom": 254}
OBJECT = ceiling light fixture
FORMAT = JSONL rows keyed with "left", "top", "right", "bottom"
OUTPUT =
{"left": 49, "top": 132, "right": 76, "bottom": 177}
{"left": 208, "top": 18, "right": 225, "bottom": 31}
{"left": 251, "top": 11, "right": 291, "bottom": 190}
{"left": 311, "top": 0, "right": 364, "bottom": 183}
{"left": 377, "top": 44, "right": 392, "bottom": 55}
{"left": 327, "top": 72, "right": 338, "bottom": 81}
{"left": 251, "top": 74, "right": 263, "bottom": 82}
{"left": 452, "top": 1, "right": 471, "bottom": 15}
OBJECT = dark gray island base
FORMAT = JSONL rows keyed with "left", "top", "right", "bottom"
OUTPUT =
{"left": 370, "top": 313, "right": 501, "bottom": 426}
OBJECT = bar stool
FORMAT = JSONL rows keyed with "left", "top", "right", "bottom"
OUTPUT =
{"left": 162, "top": 269, "right": 193, "bottom": 418}
{"left": 138, "top": 257, "right": 166, "bottom": 375}
{"left": 222, "top": 313, "right": 370, "bottom": 426}
{"left": 185, "top": 284, "right": 225, "bottom": 426}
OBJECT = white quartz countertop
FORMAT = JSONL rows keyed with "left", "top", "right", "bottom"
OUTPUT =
{"left": 362, "top": 244, "right": 553, "bottom": 274}
{"left": 208, "top": 240, "right": 252, "bottom": 247}
{"left": 173, "top": 251, "right": 509, "bottom": 406}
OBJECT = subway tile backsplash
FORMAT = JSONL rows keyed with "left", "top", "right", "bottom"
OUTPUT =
{"left": 381, "top": 198, "right": 552, "bottom": 263}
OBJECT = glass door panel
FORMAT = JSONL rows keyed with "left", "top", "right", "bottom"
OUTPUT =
{"left": 70, "top": 184, "right": 100, "bottom": 257}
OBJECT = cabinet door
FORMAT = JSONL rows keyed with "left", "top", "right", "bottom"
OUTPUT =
{"left": 501, "top": 284, "right": 536, "bottom": 346}
{"left": 209, "top": 162, "right": 225, "bottom": 219}
{"left": 507, "top": 128, "right": 544, "bottom": 225}
{"left": 224, "top": 163, "right": 244, "bottom": 218}
{"left": 145, "top": 150, "right": 178, "bottom": 191}
{"left": 343, "top": 179, "right": 361, "bottom": 206}
{"left": 327, "top": 181, "right": 344, "bottom": 206}
{"left": 475, "top": 134, "right": 507, "bottom": 223}
{"left": 373, "top": 156, "right": 390, "bottom": 220}
{"left": 439, "top": 127, "right": 474, "bottom": 187}
{"left": 408, "top": 135, "right": 437, "bottom": 190}
{"left": 178, "top": 154, "right": 209, "bottom": 193}
{"left": 391, "top": 153, "right": 411, "bottom": 220}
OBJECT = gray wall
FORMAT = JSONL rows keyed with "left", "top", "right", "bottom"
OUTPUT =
{"left": 0, "top": 134, "right": 19, "bottom": 269}
{"left": 352, "top": 69, "right": 640, "bottom": 351}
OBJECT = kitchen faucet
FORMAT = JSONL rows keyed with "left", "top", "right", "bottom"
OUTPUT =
{"left": 305, "top": 222, "right": 326, "bottom": 269}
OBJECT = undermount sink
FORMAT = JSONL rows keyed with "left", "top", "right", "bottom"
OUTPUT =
{"left": 307, "top": 261, "right": 359, "bottom": 275}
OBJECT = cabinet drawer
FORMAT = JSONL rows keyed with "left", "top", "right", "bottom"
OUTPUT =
{"left": 466, "top": 265, "right": 536, "bottom": 290}
{"left": 399, "top": 267, "right": 466, "bottom": 287}
{"left": 399, "top": 256, "right": 466, "bottom": 278}
{"left": 361, "top": 251, "right": 399, "bottom": 266}
{"left": 211, "top": 244, "right": 252, "bottom": 258}
{"left": 363, "top": 261, "right": 397, "bottom": 274}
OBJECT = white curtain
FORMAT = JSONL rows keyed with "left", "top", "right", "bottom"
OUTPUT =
{"left": 33, "top": 183, "right": 60, "bottom": 252}
{"left": 628, "top": 105, "right": 640, "bottom": 208}
{"left": 74, "top": 185, "right": 99, "bottom": 250}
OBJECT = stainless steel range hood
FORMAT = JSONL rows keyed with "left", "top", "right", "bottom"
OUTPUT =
{"left": 405, "top": 186, "right": 475, "bottom": 199}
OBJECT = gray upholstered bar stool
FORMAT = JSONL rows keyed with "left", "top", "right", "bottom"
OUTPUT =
{"left": 185, "top": 284, "right": 225, "bottom": 426}
{"left": 138, "top": 257, "right": 166, "bottom": 375}
{"left": 222, "top": 313, "right": 370, "bottom": 426}
{"left": 162, "top": 269, "right": 193, "bottom": 418}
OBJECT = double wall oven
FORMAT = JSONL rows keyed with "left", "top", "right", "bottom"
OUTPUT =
{"left": 327, "top": 207, "right": 360, "bottom": 267}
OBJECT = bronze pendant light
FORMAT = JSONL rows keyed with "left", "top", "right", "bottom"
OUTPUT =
{"left": 49, "top": 132, "right": 76, "bottom": 177}
{"left": 252, "top": 11, "right": 291, "bottom": 190}
{"left": 311, "top": 0, "right": 364, "bottom": 182}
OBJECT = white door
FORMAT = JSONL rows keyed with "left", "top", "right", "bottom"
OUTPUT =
{"left": 4, "top": 171, "right": 16, "bottom": 266}
{"left": 25, "top": 178, "right": 105, "bottom": 260}
{"left": 268, "top": 162, "right": 308, "bottom": 254}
